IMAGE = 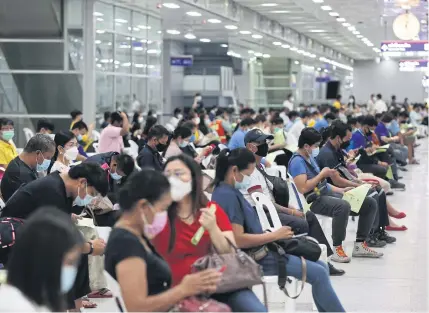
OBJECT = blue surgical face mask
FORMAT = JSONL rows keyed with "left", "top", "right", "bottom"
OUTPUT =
{"left": 36, "top": 152, "right": 51, "bottom": 172}
{"left": 234, "top": 173, "right": 251, "bottom": 190}
{"left": 61, "top": 265, "right": 78, "bottom": 293}
{"left": 178, "top": 140, "right": 189, "bottom": 148}
{"left": 311, "top": 147, "right": 320, "bottom": 158}
{"left": 74, "top": 183, "right": 94, "bottom": 207}
{"left": 110, "top": 171, "right": 122, "bottom": 180}
{"left": 77, "top": 134, "right": 83, "bottom": 141}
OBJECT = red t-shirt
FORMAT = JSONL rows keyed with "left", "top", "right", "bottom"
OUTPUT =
{"left": 152, "top": 201, "right": 233, "bottom": 286}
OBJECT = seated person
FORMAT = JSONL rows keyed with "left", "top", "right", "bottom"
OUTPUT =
{"left": 254, "top": 114, "right": 268, "bottom": 132}
{"left": 268, "top": 117, "right": 286, "bottom": 152}
{"left": 289, "top": 127, "right": 382, "bottom": 261}
{"left": 211, "top": 148, "right": 345, "bottom": 312}
{"left": 104, "top": 169, "right": 221, "bottom": 312}
{"left": 137, "top": 125, "right": 170, "bottom": 171}
{"left": 228, "top": 118, "right": 255, "bottom": 150}
{"left": 288, "top": 111, "right": 310, "bottom": 142}
{"left": 36, "top": 119, "right": 55, "bottom": 135}
{"left": 48, "top": 131, "right": 79, "bottom": 174}
{"left": 72, "top": 121, "right": 95, "bottom": 153}
{"left": 153, "top": 154, "right": 267, "bottom": 311}
{"left": 1, "top": 134, "right": 56, "bottom": 202}
{"left": 163, "top": 126, "right": 192, "bottom": 159}
{"left": 314, "top": 112, "right": 336, "bottom": 132}
{"left": 99, "top": 112, "right": 129, "bottom": 153}
{"left": 70, "top": 110, "right": 83, "bottom": 129}
{"left": 0, "top": 118, "right": 18, "bottom": 170}
{"left": 316, "top": 120, "right": 396, "bottom": 246}
{"left": 409, "top": 104, "right": 423, "bottom": 127}
{"left": 390, "top": 110, "right": 417, "bottom": 164}
{"left": 241, "top": 129, "right": 343, "bottom": 274}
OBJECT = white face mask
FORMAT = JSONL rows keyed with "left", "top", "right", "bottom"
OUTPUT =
{"left": 138, "top": 117, "right": 144, "bottom": 123}
{"left": 195, "top": 96, "right": 202, "bottom": 102}
{"left": 289, "top": 97, "right": 294, "bottom": 102}
{"left": 64, "top": 146, "right": 79, "bottom": 161}
{"left": 194, "top": 117, "right": 201, "bottom": 125}
{"left": 349, "top": 98, "right": 355, "bottom": 103}
{"left": 177, "top": 114, "right": 183, "bottom": 120}
{"left": 168, "top": 176, "right": 192, "bottom": 202}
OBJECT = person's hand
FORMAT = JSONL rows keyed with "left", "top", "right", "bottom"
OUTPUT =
{"left": 342, "top": 187, "right": 355, "bottom": 193}
{"left": 264, "top": 160, "right": 272, "bottom": 168}
{"left": 378, "top": 161, "right": 389, "bottom": 167}
{"left": 292, "top": 209, "right": 305, "bottom": 218}
{"left": 199, "top": 208, "right": 217, "bottom": 232}
{"left": 347, "top": 149, "right": 357, "bottom": 159}
{"left": 179, "top": 269, "right": 222, "bottom": 296}
{"left": 321, "top": 167, "right": 337, "bottom": 178}
{"left": 120, "top": 111, "right": 127, "bottom": 119}
{"left": 71, "top": 213, "right": 82, "bottom": 224}
{"left": 90, "top": 238, "right": 106, "bottom": 256}
{"left": 273, "top": 226, "right": 294, "bottom": 240}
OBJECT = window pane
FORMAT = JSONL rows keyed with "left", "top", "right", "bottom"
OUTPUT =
{"left": 132, "top": 77, "right": 147, "bottom": 112}
{"left": 114, "top": 7, "right": 131, "bottom": 34}
{"left": 132, "top": 39, "right": 147, "bottom": 75}
{"left": 96, "top": 74, "right": 114, "bottom": 114}
{"left": 116, "top": 76, "right": 131, "bottom": 112}
{"left": 132, "top": 12, "right": 148, "bottom": 38}
{"left": 95, "top": 2, "right": 114, "bottom": 30}
{"left": 69, "top": 29, "right": 84, "bottom": 70}
{"left": 148, "top": 78, "right": 161, "bottom": 112}
{"left": 115, "top": 34, "right": 131, "bottom": 73}
{"left": 147, "top": 16, "right": 162, "bottom": 77}
{"left": 96, "top": 31, "right": 114, "bottom": 72}
{"left": 67, "top": 0, "right": 83, "bottom": 27}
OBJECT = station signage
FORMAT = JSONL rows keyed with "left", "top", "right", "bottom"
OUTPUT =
{"left": 398, "top": 60, "right": 428, "bottom": 68}
{"left": 380, "top": 40, "right": 428, "bottom": 53}
{"left": 170, "top": 55, "right": 193, "bottom": 66}
{"left": 316, "top": 76, "right": 330, "bottom": 83}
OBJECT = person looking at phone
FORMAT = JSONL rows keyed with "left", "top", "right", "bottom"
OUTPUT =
{"left": 211, "top": 148, "right": 345, "bottom": 312}
{"left": 288, "top": 127, "right": 382, "bottom": 261}
{"left": 104, "top": 169, "right": 222, "bottom": 312}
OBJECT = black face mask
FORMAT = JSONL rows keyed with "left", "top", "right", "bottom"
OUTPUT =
{"left": 340, "top": 140, "right": 350, "bottom": 150}
{"left": 256, "top": 143, "right": 269, "bottom": 157}
{"left": 156, "top": 143, "right": 167, "bottom": 152}
{"left": 365, "top": 130, "right": 373, "bottom": 136}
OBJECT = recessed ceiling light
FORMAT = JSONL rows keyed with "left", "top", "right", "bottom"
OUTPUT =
{"left": 163, "top": 3, "right": 180, "bottom": 9}
{"left": 207, "top": 18, "right": 222, "bottom": 23}
{"left": 270, "top": 10, "right": 290, "bottom": 13}
{"left": 309, "top": 29, "right": 326, "bottom": 33}
{"left": 239, "top": 30, "right": 252, "bottom": 35}
{"left": 348, "top": 26, "right": 356, "bottom": 31}
{"left": 336, "top": 17, "right": 346, "bottom": 22}
{"left": 366, "top": 42, "right": 374, "bottom": 47}
{"left": 184, "top": 33, "right": 196, "bottom": 39}
{"left": 317, "top": 67, "right": 321, "bottom": 71}
{"left": 248, "top": 50, "right": 254, "bottom": 54}
{"left": 166, "top": 29, "right": 180, "bottom": 35}
{"left": 281, "top": 44, "right": 290, "bottom": 48}
{"left": 93, "top": 12, "right": 104, "bottom": 17}
{"left": 200, "top": 38, "right": 211, "bottom": 42}
{"left": 186, "top": 11, "right": 201, "bottom": 17}
{"left": 252, "top": 34, "right": 263, "bottom": 39}
{"left": 356, "top": 34, "right": 363, "bottom": 38}
{"left": 313, "top": 0, "right": 324, "bottom": 3}
{"left": 290, "top": 47, "right": 298, "bottom": 51}
{"left": 115, "top": 18, "right": 128, "bottom": 23}
{"left": 261, "top": 3, "right": 278, "bottom": 6}
{"left": 273, "top": 41, "right": 282, "bottom": 45}
{"left": 342, "top": 22, "right": 351, "bottom": 27}
{"left": 329, "top": 12, "right": 339, "bottom": 16}
{"left": 225, "top": 25, "right": 238, "bottom": 30}
{"left": 263, "top": 54, "right": 271, "bottom": 58}
{"left": 321, "top": 5, "right": 332, "bottom": 10}
{"left": 254, "top": 52, "right": 263, "bottom": 57}
{"left": 220, "top": 44, "right": 228, "bottom": 47}
{"left": 352, "top": 31, "right": 360, "bottom": 35}
{"left": 324, "top": 69, "right": 328, "bottom": 73}
{"left": 295, "top": 61, "right": 300, "bottom": 64}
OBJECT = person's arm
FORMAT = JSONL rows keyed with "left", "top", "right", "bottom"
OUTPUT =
{"left": 76, "top": 154, "right": 87, "bottom": 161}
{"left": 292, "top": 169, "right": 333, "bottom": 194}
{"left": 330, "top": 171, "right": 360, "bottom": 188}
{"left": 120, "top": 112, "right": 130, "bottom": 136}
{"left": 247, "top": 186, "right": 299, "bottom": 216}
{"left": 231, "top": 224, "right": 292, "bottom": 249}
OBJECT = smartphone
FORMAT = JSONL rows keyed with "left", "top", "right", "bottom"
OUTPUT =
{"left": 218, "top": 265, "right": 227, "bottom": 273}
{"left": 333, "top": 163, "right": 342, "bottom": 170}
{"left": 292, "top": 233, "right": 308, "bottom": 238}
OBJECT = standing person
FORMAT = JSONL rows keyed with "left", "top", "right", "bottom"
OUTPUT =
{"left": 1, "top": 134, "right": 56, "bottom": 202}
{"left": 137, "top": 125, "right": 170, "bottom": 171}
{"left": 283, "top": 93, "right": 294, "bottom": 111}
{"left": 131, "top": 94, "right": 142, "bottom": 113}
{"left": 36, "top": 119, "right": 55, "bottom": 135}
{"left": 348, "top": 95, "right": 356, "bottom": 110}
{"left": 100, "top": 111, "right": 111, "bottom": 129}
{"left": 0, "top": 207, "right": 84, "bottom": 312}
{"left": 70, "top": 110, "right": 83, "bottom": 129}
{"left": 367, "top": 94, "right": 376, "bottom": 114}
{"left": 0, "top": 118, "right": 17, "bottom": 170}
{"left": 333, "top": 95, "right": 342, "bottom": 110}
{"left": 289, "top": 110, "right": 310, "bottom": 142}
{"left": 98, "top": 112, "right": 129, "bottom": 153}
{"left": 409, "top": 104, "right": 423, "bottom": 127}
{"left": 192, "top": 93, "right": 204, "bottom": 109}
{"left": 169, "top": 108, "right": 183, "bottom": 129}
{"left": 104, "top": 169, "right": 221, "bottom": 312}
{"left": 210, "top": 108, "right": 232, "bottom": 144}
{"left": 374, "top": 94, "right": 388, "bottom": 114}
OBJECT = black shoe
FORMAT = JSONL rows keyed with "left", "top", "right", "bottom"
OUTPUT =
{"left": 390, "top": 180, "right": 406, "bottom": 190}
{"left": 328, "top": 262, "right": 345, "bottom": 276}
{"left": 399, "top": 166, "right": 408, "bottom": 172}
{"left": 386, "top": 190, "right": 394, "bottom": 196}
{"left": 367, "top": 233, "right": 387, "bottom": 247}
{"left": 397, "top": 160, "right": 407, "bottom": 167}
{"left": 377, "top": 230, "right": 396, "bottom": 244}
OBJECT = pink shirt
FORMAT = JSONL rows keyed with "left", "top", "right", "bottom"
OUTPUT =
{"left": 98, "top": 125, "right": 124, "bottom": 153}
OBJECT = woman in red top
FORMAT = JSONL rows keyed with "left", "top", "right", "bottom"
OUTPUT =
{"left": 153, "top": 154, "right": 267, "bottom": 312}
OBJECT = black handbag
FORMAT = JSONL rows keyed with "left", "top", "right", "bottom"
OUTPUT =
{"left": 256, "top": 166, "right": 289, "bottom": 207}
{"left": 274, "top": 236, "right": 322, "bottom": 262}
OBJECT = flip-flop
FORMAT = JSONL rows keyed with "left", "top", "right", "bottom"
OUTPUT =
{"left": 386, "top": 225, "right": 407, "bottom": 231}
{"left": 87, "top": 288, "right": 113, "bottom": 298}
{"left": 81, "top": 296, "right": 98, "bottom": 309}
{"left": 388, "top": 212, "right": 406, "bottom": 219}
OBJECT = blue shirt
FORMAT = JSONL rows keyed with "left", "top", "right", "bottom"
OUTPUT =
{"left": 388, "top": 120, "right": 400, "bottom": 136}
{"left": 288, "top": 153, "right": 321, "bottom": 179}
{"left": 348, "top": 130, "right": 367, "bottom": 151}
{"left": 228, "top": 128, "right": 246, "bottom": 150}
{"left": 314, "top": 118, "right": 329, "bottom": 132}
{"left": 375, "top": 122, "right": 390, "bottom": 144}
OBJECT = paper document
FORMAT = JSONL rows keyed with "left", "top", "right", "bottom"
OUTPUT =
{"left": 76, "top": 218, "right": 96, "bottom": 228}
{"left": 378, "top": 144, "right": 390, "bottom": 149}
{"left": 386, "top": 166, "right": 393, "bottom": 180}
{"left": 303, "top": 200, "right": 311, "bottom": 213}
{"left": 342, "top": 184, "right": 371, "bottom": 213}
{"left": 350, "top": 155, "right": 361, "bottom": 164}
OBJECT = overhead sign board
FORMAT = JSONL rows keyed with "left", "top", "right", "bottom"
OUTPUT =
{"left": 170, "top": 55, "right": 193, "bottom": 66}
{"left": 316, "top": 76, "right": 330, "bottom": 83}
{"left": 399, "top": 60, "right": 428, "bottom": 68}
{"left": 380, "top": 40, "right": 428, "bottom": 53}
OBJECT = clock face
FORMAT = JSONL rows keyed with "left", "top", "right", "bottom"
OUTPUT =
{"left": 393, "top": 12, "right": 421, "bottom": 40}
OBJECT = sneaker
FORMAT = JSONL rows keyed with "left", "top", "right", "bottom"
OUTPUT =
{"left": 328, "top": 262, "right": 345, "bottom": 276}
{"left": 399, "top": 166, "right": 408, "bottom": 172}
{"left": 366, "top": 233, "right": 387, "bottom": 247}
{"left": 352, "top": 242, "right": 383, "bottom": 258}
{"left": 377, "top": 230, "right": 396, "bottom": 244}
{"left": 331, "top": 245, "right": 351, "bottom": 263}
{"left": 386, "top": 190, "right": 394, "bottom": 196}
{"left": 390, "top": 180, "right": 406, "bottom": 190}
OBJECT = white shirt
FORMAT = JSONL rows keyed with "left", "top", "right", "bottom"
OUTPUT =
{"left": 279, "top": 112, "right": 290, "bottom": 125}
{"left": 288, "top": 119, "right": 305, "bottom": 143}
{"left": 283, "top": 100, "right": 294, "bottom": 111}
{"left": 374, "top": 99, "right": 388, "bottom": 114}
{"left": 132, "top": 99, "right": 141, "bottom": 112}
{"left": 239, "top": 165, "right": 273, "bottom": 206}
{"left": 0, "top": 284, "right": 49, "bottom": 312}
{"left": 367, "top": 99, "right": 375, "bottom": 114}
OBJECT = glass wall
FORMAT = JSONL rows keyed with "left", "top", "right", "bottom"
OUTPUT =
{"left": 94, "top": 1, "right": 162, "bottom": 118}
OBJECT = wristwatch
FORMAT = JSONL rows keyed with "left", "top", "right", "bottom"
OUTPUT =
{"left": 86, "top": 241, "right": 94, "bottom": 255}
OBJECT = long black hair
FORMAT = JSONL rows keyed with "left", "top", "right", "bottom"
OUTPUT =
{"left": 164, "top": 154, "right": 208, "bottom": 252}
{"left": 47, "top": 130, "right": 75, "bottom": 174}
{"left": 142, "top": 116, "right": 158, "bottom": 136}
{"left": 211, "top": 148, "right": 255, "bottom": 187}
{"left": 7, "top": 207, "right": 84, "bottom": 312}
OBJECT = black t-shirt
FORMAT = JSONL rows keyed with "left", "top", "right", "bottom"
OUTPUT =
{"left": 136, "top": 145, "right": 164, "bottom": 171}
{"left": 104, "top": 228, "right": 172, "bottom": 296}
{"left": 1, "top": 172, "right": 73, "bottom": 219}
{"left": 0, "top": 156, "right": 38, "bottom": 202}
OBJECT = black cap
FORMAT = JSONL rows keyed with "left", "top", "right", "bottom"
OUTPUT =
{"left": 244, "top": 128, "right": 274, "bottom": 145}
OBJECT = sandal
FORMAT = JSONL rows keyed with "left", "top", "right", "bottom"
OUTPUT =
{"left": 410, "top": 159, "right": 420, "bottom": 165}
{"left": 81, "top": 296, "right": 98, "bottom": 309}
{"left": 386, "top": 225, "right": 407, "bottom": 231}
{"left": 87, "top": 288, "right": 113, "bottom": 298}
{"left": 388, "top": 212, "right": 406, "bottom": 219}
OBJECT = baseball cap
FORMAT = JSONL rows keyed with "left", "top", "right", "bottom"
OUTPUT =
{"left": 244, "top": 129, "right": 274, "bottom": 145}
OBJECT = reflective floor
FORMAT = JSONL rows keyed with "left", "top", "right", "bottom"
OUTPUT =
{"left": 93, "top": 139, "right": 429, "bottom": 313}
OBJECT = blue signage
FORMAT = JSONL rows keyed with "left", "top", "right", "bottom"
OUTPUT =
{"left": 316, "top": 76, "right": 330, "bottom": 83}
{"left": 380, "top": 40, "right": 428, "bottom": 53}
{"left": 399, "top": 60, "right": 428, "bottom": 70}
{"left": 170, "top": 56, "right": 193, "bottom": 66}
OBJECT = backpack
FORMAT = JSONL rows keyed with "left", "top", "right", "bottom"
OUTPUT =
{"left": 0, "top": 217, "right": 24, "bottom": 266}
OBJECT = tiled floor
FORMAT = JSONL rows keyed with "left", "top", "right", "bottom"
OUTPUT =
{"left": 92, "top": 139, "right": 428, "bottom": 312}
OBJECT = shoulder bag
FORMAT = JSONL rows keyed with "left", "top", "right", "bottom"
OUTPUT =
{"left": 171, "top": 296, "right": 231, "bottom": 312}
{"left": 256, "top": 165, "right": 289, "bottom": 207}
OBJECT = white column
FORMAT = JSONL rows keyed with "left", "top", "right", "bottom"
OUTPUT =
{"left": 82, "top": 0, "right": 96, "bottom": 122}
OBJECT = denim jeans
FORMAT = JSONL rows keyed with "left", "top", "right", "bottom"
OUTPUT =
{"left": 213, "top": 288, "right": 267, "bottom": 312}
{"left": 259, "top": 252, "right": 345, "bottom": 312}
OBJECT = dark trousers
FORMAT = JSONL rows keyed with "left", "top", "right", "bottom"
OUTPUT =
{"left": 358, "top": 163, "right": 387, "bottom": 179}
{"left": 310, "top": 193, "right": 377, "bottom": 246}
{"left": 276, "top": 211, "right": 334, "bottom": 257}
{"left": 374, "top": 187, "right": 389, "bottom": 228}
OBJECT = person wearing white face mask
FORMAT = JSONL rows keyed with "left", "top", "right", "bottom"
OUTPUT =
{"left": 164, "top": 126, "right": 193, "bottom": 159}
{"left": 48, "top": 130, "right": 79, "bottom": 174}
{"left": 0, "top": 207, "right": 84, "bottom": 312}
{"left": 283, "top": 93, "right": 294, "bottom": 111}
{"left": 1, "top": 134, "right": 56, "bottom": 202}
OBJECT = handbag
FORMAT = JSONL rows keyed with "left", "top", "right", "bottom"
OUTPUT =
{"left": 172, "top": 296, "right": 231, "bottom": 312}
{"left": 275, "top": 235, "right": 322, "bottom": 262}
{"left": 256, "top": 165, "right": 289, "bottom": 207}
{"left": 0, "top": 217, "right": 24, "bottom": 265}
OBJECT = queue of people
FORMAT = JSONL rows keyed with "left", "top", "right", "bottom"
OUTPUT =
{"left": 0, "top": 94, "right": 426, "bottom": 312}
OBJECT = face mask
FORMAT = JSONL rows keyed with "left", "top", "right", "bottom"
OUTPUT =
{"left": 156, "top": 143, "right": 167, "bottom": 152}
{"left": 234, "top": 172, "right": 251, "bottom": 190}
{"left": 110, "top": 171, "right": 122, "bottom": 180}
{"left": 77, "top": 134, "right": 83, "bottom": 141}
{"left": 340, "top": 140, "right": 350, "bottom": 150}
{"left": 142, "top": 205, "right": 168, "bottom": 239}
{"left": 195, "top": 96, "right": 202, "bottom": 102}
{"left": 1, "top": 130, "right": 14, "bottom": 141}
{"left": 177, "top": 114, "right": 183, "bottom": 120}
{"left": 61, "top": 265, "right": 78, "bottom": 293}
{"left": 274, "top": 127, "right": 281, "bottom": 133}
{"left": 64, "top": 146, "right": 79, "bottom": 161}
{"left": 194, "top": 117, "right": 201, "bottom": 125}
{"left": 169, "top": 176, "right": 192, "bottom": 202}
{"left": 190, "top": 134, "right": 196, "bottom": 143}
{"left": 311, "top": 147, "right": 320, "bottom": 158}
{"left": 138, "top": 117, "right": 144, "bottom": 123}
{"left": 36, "top": 153, "right": 51, "bottom": 172}
{"left": 74, "top": 184, "right": 94, "bottom": 207}
{"left": 349, "top": 98, "right": 354, "bottom": 103}
{"left": 152, "top": 114, "right": 158, "bottom": 118}
{"left": 386, "top": 123, "right": 391, "bottom": 128}
{"left": 290, "top": 97, "right": 294, "bottom": 102}
{"left": 256, "top": 143, "right": 269, "bottom": 157}
{"left": 205, "top": 119, "right": 210, "bottom": 126}
{"left": 372, "top": 97, "right": 376, "bottom": 102}
{"left": 178, "top": 140, "right": 189, "bottom": 148}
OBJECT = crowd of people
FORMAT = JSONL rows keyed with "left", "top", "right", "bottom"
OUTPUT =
{"left": 0, "top": 91, "right": 426, "bottom": 312}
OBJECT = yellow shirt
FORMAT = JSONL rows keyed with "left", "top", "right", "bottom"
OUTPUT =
{"left": 273, "top": 129, "right": 286, "bottom": 146}
{"left": 333, "top": 100, "right": 341, "bottom": 109}
{"left": 81, "top": 134, "right": 94, "bottom": 152}
{"left": 0, "top": 140, "right": 18, "bottom": 166}
{"left": 307, "top": 119, "right": 316, "bottom": 127}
